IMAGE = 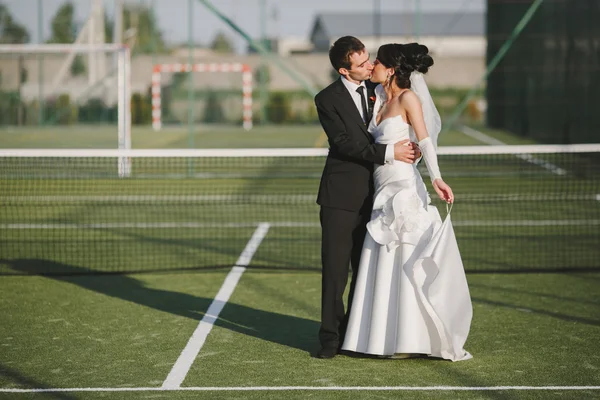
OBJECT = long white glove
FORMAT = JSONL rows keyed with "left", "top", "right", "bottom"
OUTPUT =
{"left": 418, "top": 136, "right": 442, "bottom": 183}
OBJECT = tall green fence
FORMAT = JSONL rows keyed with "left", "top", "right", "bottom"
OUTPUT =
{"left": 487, "top": 0, "right": 600, "bottom": 143}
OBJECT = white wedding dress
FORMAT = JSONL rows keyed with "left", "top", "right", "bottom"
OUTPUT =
{"left": 341, "top": 86, "right": 473, "bottom": 362}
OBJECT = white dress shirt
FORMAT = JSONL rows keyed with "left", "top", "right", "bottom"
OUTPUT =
{"left": 340, "top": 76, "right": 394, "bottom": 164}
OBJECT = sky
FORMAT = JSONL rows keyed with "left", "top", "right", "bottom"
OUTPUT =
{"left": 4, "top": 0, "right": 486, "bottom": 53}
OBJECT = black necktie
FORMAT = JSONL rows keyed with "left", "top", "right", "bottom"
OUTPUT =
{"left": 356, "top": 86, "right": 369, "bottom": 124}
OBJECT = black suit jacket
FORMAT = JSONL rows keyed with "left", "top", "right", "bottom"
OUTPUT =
{"left": 315, "top": 78, "right": 387, "bottom": 212}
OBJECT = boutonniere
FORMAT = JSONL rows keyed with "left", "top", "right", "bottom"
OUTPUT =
{"left": 368, "top": 95, "right": 376, "bottom": 116}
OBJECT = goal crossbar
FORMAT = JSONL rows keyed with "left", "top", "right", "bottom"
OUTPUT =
{"left": 151, "top": 63, "right": 253, "bottom": 131}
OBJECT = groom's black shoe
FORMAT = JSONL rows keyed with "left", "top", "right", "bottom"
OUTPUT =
{"left": 317, "top": 347, "right": 338, "bottom": 359}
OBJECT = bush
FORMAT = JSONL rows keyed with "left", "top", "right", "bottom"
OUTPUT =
{"left": 25, "top": 99, "right": 40, "bottom": 125}
{"left": 159, "top": 85, "right": 175, "bottom": 123}
{"left": 202, "top": 91, "right": 225, "bottom": 123}
{"left": 0, "top": 91, "right": 21, "bottom": 125}
{"left": 266, "top": 92, "right": 292, "bottom": 124}
{"left": 78, "top": 98, "right": 117, "bottom": 123}
{"left": 131, "top": 93, "right": 152, "bottom": 125}
{"left": 304, "top": 103, "right": 320, "bottom": 124}
{"left": 55, "top": 94, "right": 78, "bottom": 125}
{"left": 79, "top": 98, "right": 105, "bottom": 123}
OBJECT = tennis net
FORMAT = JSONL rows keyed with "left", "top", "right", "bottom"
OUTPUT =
{"left": 0, "top": 145, "right": 598, "bottom": 275}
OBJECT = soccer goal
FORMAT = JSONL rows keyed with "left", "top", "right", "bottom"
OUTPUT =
{"left": 151, "top": 63, "right": 253, "bottom": 131}
{"left": 0, "top": 44, "right": 132, "bottom": 176}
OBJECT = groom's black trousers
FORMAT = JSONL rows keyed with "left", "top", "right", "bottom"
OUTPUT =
{"left": 319, "top": 204, "right": 371, "bottom": 350}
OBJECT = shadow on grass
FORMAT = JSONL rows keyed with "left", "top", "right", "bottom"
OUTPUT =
{"left": 467, "top": 282, "right": 600, "bottom": 306}
{"left": 0, "top": 363, "right": 78, "bottom": 399}
{"left": 0, "top": 215, "right": 321, "bottom": 273}
{"left": 0, "top": 236, "right": 320, "bottom": 275}
{"left": 564, "top": 272, "right": 600, "bottom": 282}
{"left": 471, "top": 297, "right": 600, "bottom": 326}
{"left": 1, "top": 258, "right": 319, "bottom": 355}
{"left": 462, "top": 256, "right": 600, "bottom": 274}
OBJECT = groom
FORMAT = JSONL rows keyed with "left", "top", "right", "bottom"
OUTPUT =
{"left": 314, "top": 36, "right": 419, "bottom": 358}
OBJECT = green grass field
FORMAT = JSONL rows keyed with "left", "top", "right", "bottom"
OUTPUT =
{"left": 1, "top": 123, "right": 599, "bottom": 397}
{"left": 1, "top": 270, "right": 599, "bottom": 398}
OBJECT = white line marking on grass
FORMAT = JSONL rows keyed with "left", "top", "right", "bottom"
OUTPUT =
{"left": 161, "top": 223, "right": 270, "bottom": 390}
{"left": 234, "top": 223, "right": 271, "bottom": 267}
{"left": 459, "top": 126, "right": 506, "bottom": 146}
{"left": 1, "top": 386, "right": 599, "bottom": 393}
{"left": 460, "top": 126, "right": 567, "bottom": 176}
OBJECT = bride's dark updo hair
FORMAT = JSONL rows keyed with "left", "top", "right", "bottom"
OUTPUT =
{"left": 376, "top": 43, "right": 433, "bottom": 89}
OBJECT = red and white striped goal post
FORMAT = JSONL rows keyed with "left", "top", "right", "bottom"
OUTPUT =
{"left": 151, "top": 63, "right": 253, "bottom": 131}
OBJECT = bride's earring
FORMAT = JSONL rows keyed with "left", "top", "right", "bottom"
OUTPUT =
{"left": 384, "top": 73, "right": 390, "bottom": 86}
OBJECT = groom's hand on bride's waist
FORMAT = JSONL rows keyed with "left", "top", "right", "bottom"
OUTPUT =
{"left": 393, "top": 140, "right": 420, "bottom": 163}
{"left": 413, "top": 143, "right": 422, "bottom": 160}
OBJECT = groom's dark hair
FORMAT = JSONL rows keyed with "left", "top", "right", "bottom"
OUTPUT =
{"left": 329, "top": 36, "right": 366, "bottom": 72}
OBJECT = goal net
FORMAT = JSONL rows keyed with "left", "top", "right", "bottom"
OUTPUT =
{"left": 0, "top": 44, "right": 132, "bottom": 175}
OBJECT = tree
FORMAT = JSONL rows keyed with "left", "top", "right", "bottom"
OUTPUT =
{"left": 47, "top": 2, "right": 85, "bottom": 76}
{"left": 254, "top": 64, "right": 271, "bottom": 86}
{"left": 122, "top": 5, "right": 166, "bottom": 53}
{"left": 131, "top": 93, "right": 151, "bottom": 125}
{"left": 0, "top": 4, "right": 30, "bottom": 44}
{"left": 0, "top": 5, "right": 30, "bottom": 125}
{"left": 210, "top": 32, "right": 234, "bottom": 54}
{"left": 104, "top": 12, "right": 113, "bottom": 43}
{"left": 47, "top": 3, "right": 76, "bottom": 43}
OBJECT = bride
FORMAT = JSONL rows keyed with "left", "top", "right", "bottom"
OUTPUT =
{"left": 341, "top": 43, "right": 472, "bottom": 361}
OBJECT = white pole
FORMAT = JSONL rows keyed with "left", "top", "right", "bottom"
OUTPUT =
{"left": 125, "top": 46, "right": 132, "bottom": 151}
{"left": 116, "top": 47, "right": 132, "bottom": 176}
{"left": 117, "top": 48, "right": 125, "bottom": 177}
{"left": 89, "top": 0, "right": 96, "bottom": 85}
{"left": 124, "top": 46, "right": 132, "bottom": 176}
{"left": 113, "top": 0, "right": 123, "bottom": 45}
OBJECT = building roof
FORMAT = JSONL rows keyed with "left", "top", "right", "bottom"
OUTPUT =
{"left": 311, "top": 12, "right": 485, "bottom": 39}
